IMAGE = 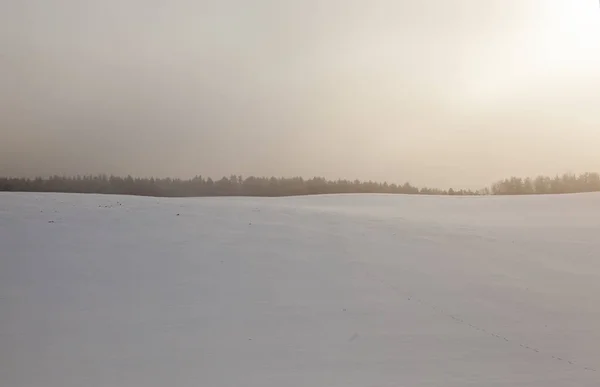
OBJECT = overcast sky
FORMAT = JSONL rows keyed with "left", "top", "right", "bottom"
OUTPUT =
{"left": 1, "top": 0, "right": 599, "bottom": 188}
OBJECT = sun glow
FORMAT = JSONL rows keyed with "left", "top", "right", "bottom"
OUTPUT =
{"left": 460, "top": 0, "right": 600, "bottom": 106}
{"left": 540, "top": 0, "right": 600, "bottom": 65}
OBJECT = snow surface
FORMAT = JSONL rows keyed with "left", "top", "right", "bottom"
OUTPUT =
{"left": 2, "top": 192, "right": 600, "bottom": 386}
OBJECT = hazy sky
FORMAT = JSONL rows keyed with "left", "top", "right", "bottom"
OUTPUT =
{"left": 1, "top": 0, "right": 599, "bottom": 188}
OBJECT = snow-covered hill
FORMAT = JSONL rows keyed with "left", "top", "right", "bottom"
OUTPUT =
{"left": 2, "top": 192, "right": 600, "bottom": 386}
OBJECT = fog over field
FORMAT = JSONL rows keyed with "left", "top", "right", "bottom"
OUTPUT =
{"left": 2, "top": 192, "right": 600, "bottom": 386}
{"left": 2, "top": 1, "right": 600, "bottom": 187}
{"left": 3, "top": 1, "right": 600, "bottom": 384}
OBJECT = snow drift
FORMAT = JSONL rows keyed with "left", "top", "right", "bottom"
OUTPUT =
{"left": 2, "top": 192, "right": 600, "bottom": 386}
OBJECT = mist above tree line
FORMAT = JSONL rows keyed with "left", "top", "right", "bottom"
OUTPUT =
{"left": 1, "top": 172, "right": 600, "bottom": 197}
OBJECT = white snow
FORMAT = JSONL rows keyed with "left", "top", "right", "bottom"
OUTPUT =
{"left": 2, "top": 192, "right": 600, "bottom": 386}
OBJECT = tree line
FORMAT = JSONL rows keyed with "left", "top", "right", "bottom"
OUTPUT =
{"left": 1, "top": 172, "right": 599, "bottom": 197}
{"left": 490, "top": 172, "right": 600, "bottom": 195}
{"left": 0, "top": 174, "right": 478, "bottom": 197}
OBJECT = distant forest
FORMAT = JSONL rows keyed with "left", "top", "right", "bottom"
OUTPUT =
{"left": 1, "top": 172, "right": 599, "bottom": 197}
{"left": 490, "top": 172, "right": 600, "bottom": 195}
